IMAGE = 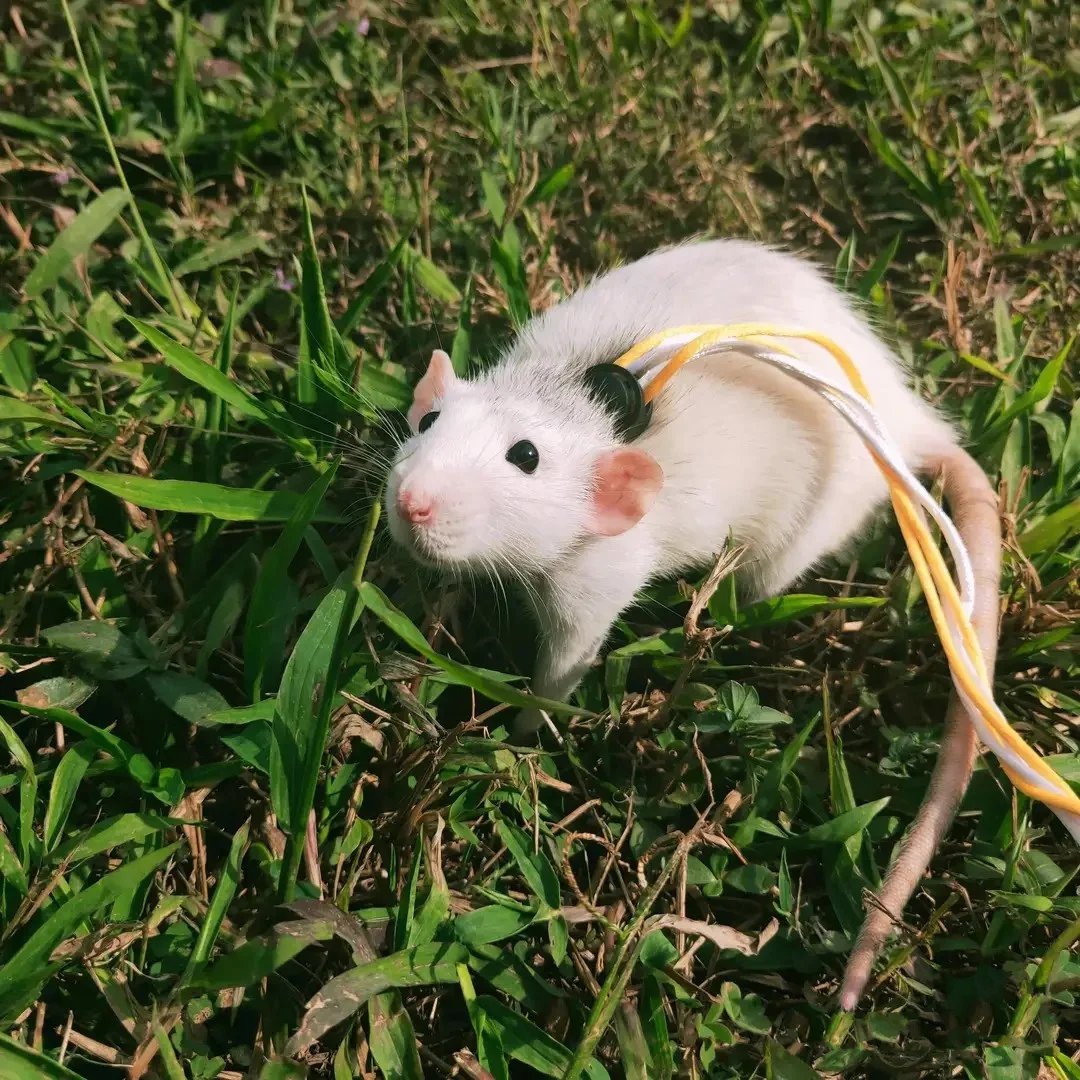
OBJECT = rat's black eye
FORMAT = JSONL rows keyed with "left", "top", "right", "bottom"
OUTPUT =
{"left": 418, "top": 411, "right": 439, "bottom": 433}
{"left": 506, "top": 440, "right": 539, "bottom": 474}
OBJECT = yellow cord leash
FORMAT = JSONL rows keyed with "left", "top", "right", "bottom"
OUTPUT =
{"left": 613, "top": 325, "right": 1080, "bottom": 839}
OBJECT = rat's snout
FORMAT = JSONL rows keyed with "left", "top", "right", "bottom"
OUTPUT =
{"left": 396, "top": 486, "right": 436, "bottom": 527}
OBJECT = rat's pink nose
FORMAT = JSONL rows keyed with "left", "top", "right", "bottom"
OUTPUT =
{"left": 397, "top": 488, "right": 435, "bottom": 526}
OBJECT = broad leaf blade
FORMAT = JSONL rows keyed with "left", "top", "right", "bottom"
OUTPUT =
{"left": 286, "top": 942, "right": 468, "bottom": 1056}
{"left": 368, "top": 992, "right": 424, "bottom": 1079}
{"left": 23, "top": 188, "right": 128, "bottom": 298}
{"left": 193, "top": 926, "right": 329, "bottom": 992}
{"left": 270, "top": 570, "right": 356, "bottom": 836}
{"left": 0, "top": 1033, "right": 87, "bottom": 1079}
{"left": 244, "top": 463, "right": 339, "bottom": 700}
{"left": 473, "top": 995, "right": 610, "bottom": 1079}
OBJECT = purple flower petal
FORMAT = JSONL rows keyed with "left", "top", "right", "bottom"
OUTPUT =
{"left": 355, "top": 16, "right": 370, "bottom": 36}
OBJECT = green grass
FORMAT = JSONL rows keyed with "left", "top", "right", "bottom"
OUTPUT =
{"left": 1, "top": 1, "right": 1078, "bottom": 1077}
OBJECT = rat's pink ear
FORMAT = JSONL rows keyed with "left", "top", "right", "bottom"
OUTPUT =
{"left": 408, "top": 349, "right": 456, "bottom": 430}
{"left": 587, "top": 448, "right": 663, "bottom": 536}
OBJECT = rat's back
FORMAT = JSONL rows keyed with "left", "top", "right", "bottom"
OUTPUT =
{"left": 511, "top": 240, "right": 940, "bottom": 431}
{"left": 504, "top": 239, "right": 955, "bottom": 595}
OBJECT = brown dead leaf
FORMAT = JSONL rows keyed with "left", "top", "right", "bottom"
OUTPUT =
{"left": 130, "top": 436, "right": 151, "bottom": 476}
{"left": 262, "top": 814, "right": 287, "bottom": 859}
{"left": 944, "top": 241, "right": 971, "bottom": 354}
{"left": 199, "top": 58, "right": 245, "bottom": 81}
{"left": 123, "top": 500, "right": 151, "bottom": 531}
{"left": 646, "top": 914, "right": 780, "bottom": 957}
{"left": 16, "top": 684, "right": 52, "bottom": 710}
{"left": 50, "top": 924, "right": 151, "bottom": 963}
{"left": 334, "top": 712, "right": 385, "bottom": 754}
{"left": 453, "top": 1050, "right": 498, "bottom": 1080}
{"left": 0, "top": 201, "right": 31, "bottom": 253}
{"left": 171, "top": 788, "right": 209, "bottom": 898}
{"left": 535, "top": 769, "right": 575, "bottom": 794}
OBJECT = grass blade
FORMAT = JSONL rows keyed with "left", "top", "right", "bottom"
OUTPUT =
{"left": 735, "top": 593, "right": 883, "bottom": 630}
{"left": 455, "top": 904, "right": 536, "bottom": 947}
{"left": 270, "top": 572, "right": 355, "bottom": 838}
{"left": 1019, "top": 500, "right": 1080, "bottom": 555}
{"left": 42, "top": 741, "right": 96, "bottom": 852}
{"left": 789, "top": 798, "right": 890, "bottom": 848}
{"left": 0, "top": 830, "right": 28, "bottom": 899}
{"left": 368, "top": 992, "right": 425, "bottom": 1079}
{"left": 128, "top": 316, "right": 267, "bottom": 420}
{"left": 359, "top": 583, "right": 588, "bottom": 715}
{"left": 173, "top": 233, "right": 268, "bottom": 277}
{"left": 958, "top": 162, "right": 1002, "bottom": 245}
{"left": 495, "top": 819, "right": 560, "bottom": 909}
{"left": 614, "top": 1001, "right": 652, "bottom": 1080}
{"left": 474, "top": 995, "right": 609, "bottom": 1079}
{"left": 180, "top": 819, "right": 249, "bottom": 986}
{"left": 451, "top": 275, "right": 475, "bottom": 375}
{"left": 458, "top": 963, "right": 509, "bottom": 1080}
{"left": 0, "top": 398, "right": 82, "bottom": 431}
{"left": 409, "top": 248, "right": 461, "bottom": 304}
{"left": 337, "top": 239, "right": 407, "bottom": 337}
{"left": 204, "top": 284, "right": 237, "bottom": 477}
{"left": 856, "top": 233, "right": 901, "bottom": 299}
{"left": 639, "top": 974, "right": 674, "bottom": 1079}
{"left": 978, "top": 338, "right": 1072, "bottom": 443}
{"left": 864, "top": 114, "right": 938, "bottom": 210}
{"left": 527, "top": 163, "right": 575, "bottom": 205}
{"left": 192, "top": 927, "right": 329, "bottom": 992}
{"left": 75, "top": 470, "right": 343, "bottom": 523}
{"left": 59, "top": 0, "right": 189, "bottom": 321}
{"left": 298, "top": 186, "right": 345, "bottom": 377}
{"left": 48, "top": 812, "right": 176, "bottom": 867}
{"left": 0, "top": 714, "right": 38, "bottom": 868}
{"left": 153, "top": 1017, "right": 187, "bottom": 1080}
{"left": 127, "top": 315, "right": 314, "bottom": 458}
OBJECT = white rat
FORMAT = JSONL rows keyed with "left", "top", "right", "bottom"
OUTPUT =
{"left": 384, "top": 239, "right": 1001, "bottom": 1008}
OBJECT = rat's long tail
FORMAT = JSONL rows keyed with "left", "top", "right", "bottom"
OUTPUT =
{"left": 839, "top": 443, "right": 1001, "bottom": 1010}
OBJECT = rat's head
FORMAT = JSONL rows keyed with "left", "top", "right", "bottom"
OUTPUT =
{"left": 385, "top": 349, "right": 663, "bottom": 575}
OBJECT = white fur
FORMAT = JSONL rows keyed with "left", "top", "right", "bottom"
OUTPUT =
{"left": 385, "top": 239, "right": 957, "bottom": 730}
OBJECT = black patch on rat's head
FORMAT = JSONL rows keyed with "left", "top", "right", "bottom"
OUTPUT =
{"left": 582, "top": 363, "right": 652, "bottom": 442}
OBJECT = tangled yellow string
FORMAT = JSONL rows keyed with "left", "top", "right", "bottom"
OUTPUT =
{"left": 614, "top": 325, "right": 1080, "bottom": 833}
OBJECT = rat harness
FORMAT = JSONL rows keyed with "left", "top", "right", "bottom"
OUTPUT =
{"left": 579, "top": 324, "right": 1080, "bottom": 842}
